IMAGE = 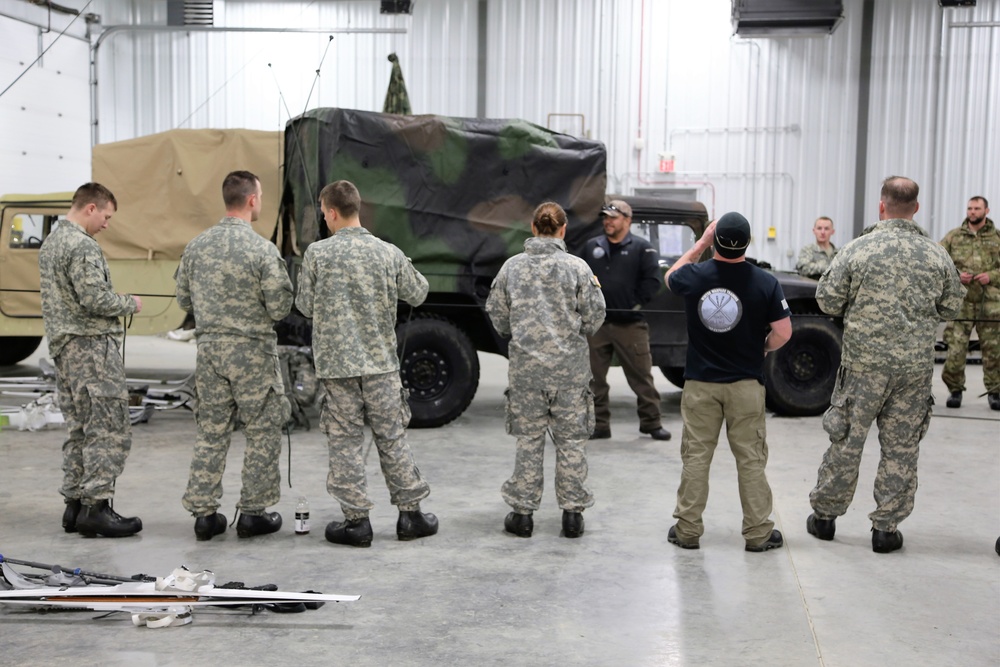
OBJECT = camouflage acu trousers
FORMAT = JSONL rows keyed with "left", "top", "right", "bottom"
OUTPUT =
{"left": 501, "top": 386, "right": 595, "bottom": 513}
{"left": 182, "top": 341, "right": 289, "bottom": 517}
{"left": 320, "top": 372, "right": 430, "bottom": 520}
{"left": 672, "top": 379, "right": 774, "bottom": 545}
{"left": 810, "top": 366, "right": 933, "bottom": 532}
{"left": 941, "top": 299, "right": 1000, "bottom": 394}
{"left": 54, "top": 335, "right": 132, "bottom": 504}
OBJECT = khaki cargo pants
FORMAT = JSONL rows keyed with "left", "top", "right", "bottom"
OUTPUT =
{"left": 673, "top": 379, "right": 774, "bottom": 546}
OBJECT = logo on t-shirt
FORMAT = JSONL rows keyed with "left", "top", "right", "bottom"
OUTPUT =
{"left": 698, "top": 288, "right": 743, "bottom": 332}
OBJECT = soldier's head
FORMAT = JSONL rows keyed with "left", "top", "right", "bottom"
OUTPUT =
{"left": 967, "top": 196, "right": 989, "bottom": 225}
{"left": 319, "top": 180, "right": 362, "bottom": 232}
{"left": 600, "top": 199, "right": 632, "bottom": 243}
{"left": 222, "top": 171, "right": 262, "bottom": 222}
{"left": 812, "top": 216, "right": 834, "bottom": 245}
{"left": 713, "top": 212, "right": 751, "bottom": 261}
{"left": 879, "top": 176, "right": 919, "bottom": 220}
{"left": 69, "top": 182, "right": 117, "bottom": 236}
{"left": 531, "top": 202, "right": 567, "bottom": 239}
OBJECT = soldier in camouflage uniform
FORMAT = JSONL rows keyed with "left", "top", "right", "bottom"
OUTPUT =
{"left": 39, "top": 183, "right": 144, "bottom": 538}
{"left": 486, "top": 202, "right": 606, "bottom": 539}
{"left": 939, "top": 196, "right": 1000, "bottom": 410}
{"left": 807, "top": 177, "right": 965, "bottom": 554}
{"left": 296, "top": 180, "right": 437, "bottom": 548}
{"left": 175, "top": 171, "right": 294, "bottom": 540}
{"left": 795, "top": 216, "right": 838, "bottom": 279}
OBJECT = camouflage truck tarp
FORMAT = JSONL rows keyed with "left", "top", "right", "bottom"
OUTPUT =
{"left": 279, "top": 108, "right": 607, "bottom": 294}
{"left": 93, "top": 128, "right": 283, "bottom": 260}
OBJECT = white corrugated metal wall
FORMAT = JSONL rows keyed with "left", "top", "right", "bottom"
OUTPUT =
{"left": 866, "top": 0, "right": 1000, "bottom": 241}
{"left": 1, "top": 0, "right": 997, "bottom": 266}
{"left": 92, "top": 0, "right": 477, "bottom": 141}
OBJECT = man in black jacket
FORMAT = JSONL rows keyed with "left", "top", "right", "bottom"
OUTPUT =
{"left": 579, "top": 200, "right": 671, "bottom": 441}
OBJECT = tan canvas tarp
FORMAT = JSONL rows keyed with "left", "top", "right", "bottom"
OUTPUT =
{"left": 93, "top": 128, "right": 283, "bottom": 260}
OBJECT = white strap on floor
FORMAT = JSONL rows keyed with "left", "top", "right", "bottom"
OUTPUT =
{"left": 156, "top": 566, "right": 215, "bottom": 592}
{"left": 131, "top": 606, "right": 193, "bottom": 628}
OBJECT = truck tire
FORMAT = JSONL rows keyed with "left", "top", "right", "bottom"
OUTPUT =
{"left": 659, "top": 365, "right": 686, "bottom": 389}
{"left": 397, "top": 316, "right": 480, "bottom": 428}
{"left": 764, "top": 317, "right": 841, "bottom": 417}
{"left": 0, "top": 336, "right": 42, "bottom": 366}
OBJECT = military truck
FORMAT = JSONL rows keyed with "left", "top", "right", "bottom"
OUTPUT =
{"left": 0, "top": 111, "right": 840, "bottom": 424}
{"left": 277, "top": 108, "right": 842, "bottom": 426}
{"left": 0, "top": 129, "right": 284, "bottom": 366}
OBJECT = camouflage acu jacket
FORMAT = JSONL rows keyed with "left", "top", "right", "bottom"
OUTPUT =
{"left": 940, "top": 217, "right": 1000, "bottom": 305}
{"left": 795, "top": 242, "right": 838, "bottom": 279}
{"left": 38, "top": 220, "right": 137, "bottom": 357}
{"left": 486, "top": 236, "right": 606, "bottom": 389}
{"left": 817, "top": 218, "right": 965, "bottom": 373}
{"left": 296, "top": 226, "right": 428, "bottom": 378}
{"left": 175, "top": 217, "right": 293, "bottom": 351}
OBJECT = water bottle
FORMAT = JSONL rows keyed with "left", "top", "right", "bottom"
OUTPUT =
{"left": 295, "top": 496, "right": 310, "bottom": 535}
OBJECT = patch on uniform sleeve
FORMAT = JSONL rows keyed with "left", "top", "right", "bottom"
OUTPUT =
{"left": 590, "top": 275, "right": 601, "bottom": 288}
{"left": 781, "top": 298, "right": 789, "bottom": 311}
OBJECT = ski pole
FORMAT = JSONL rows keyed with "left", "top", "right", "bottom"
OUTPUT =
{"left": 0, "top": 554, "right": 155, "bottom": 582}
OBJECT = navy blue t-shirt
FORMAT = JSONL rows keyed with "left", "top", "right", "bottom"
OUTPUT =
{"left": 667, "top": 260, "right": 790, "bottom": 383}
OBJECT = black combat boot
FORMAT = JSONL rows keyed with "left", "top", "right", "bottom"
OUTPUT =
{"left": 504, "top": 512, "right": 533, "bottom": 538}
{"left": 561, "top": 510, "right": 584, "bottom": 538}
{"left": 76, "top": 500, "right": 142, "bottom": 538}
{"left": 806, "top": 513, "right": 836, "bottom": 541}
{"left": 872, "top": 528, "right": 903, "bottom": 553}
{"left": 396, "top": 509, "right": 439, "bottom": 541}
{"left": 194, "top": 512, "right": 227, "bottom": 541}
{"left": 946, "top": 391, "right": 962, "bottom": 408}
{"left": 62, "top": 499, "right": 82, "bottom": 533}
{"left": 236, "top": 511, "right": 282, "bottom": 538}
{"left": 325, "top": 517, "right": 373, "bottom": 547}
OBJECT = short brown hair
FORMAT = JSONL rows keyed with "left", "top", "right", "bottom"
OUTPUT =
{"left": 970, "top": 195, "right": 989, "bottom": 209}
{"left": 532, "top": 202, "right": 567, "bottom": 236}
{"left": 222, "top": 170, "right": 259, "bottom": 209}
{"left": 880, "top": 176, "right": 919, "bottom": 216}
{"left": 71, "top": 182, "right": 117, "bottom": 211}
{"left": 319, "top": 180, "right": 361, "bottom": 218}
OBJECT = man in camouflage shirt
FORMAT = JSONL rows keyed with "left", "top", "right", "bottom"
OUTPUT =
{"left": 486, "top": 202, "right": 606, "bottom": 539}
{"left": 795, "top": 216, "right": 838, "bottom": 279}
{"left": 296, "top": 180, "right": 437, "bottom": 548}
{"left": 807, "top": 176, "right": 965, "bottom": 554}
{"left": 175, "top": 171, "right": 293, "bottom": 540}
{"left": 939, "top": 196, "right": 999, "bottom": 410}
{"left": 39, "top": 182, "right": 143, "bottom": 538}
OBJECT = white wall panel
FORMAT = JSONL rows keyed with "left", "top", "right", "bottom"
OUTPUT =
{"left": 0, "top": 13, "right": 91, "bottom": 194}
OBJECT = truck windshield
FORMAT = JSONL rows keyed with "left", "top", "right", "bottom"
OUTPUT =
{"left": 630, "top": 221, "right": 696, "bottom": 265}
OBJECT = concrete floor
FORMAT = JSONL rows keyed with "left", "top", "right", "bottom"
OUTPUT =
{"left": 0, "top": 336, "right": 997, "bottom": 667}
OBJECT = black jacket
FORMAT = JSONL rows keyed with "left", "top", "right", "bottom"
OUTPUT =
{"left": 578, "top": 232, "right": 661, "bottom": 323}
